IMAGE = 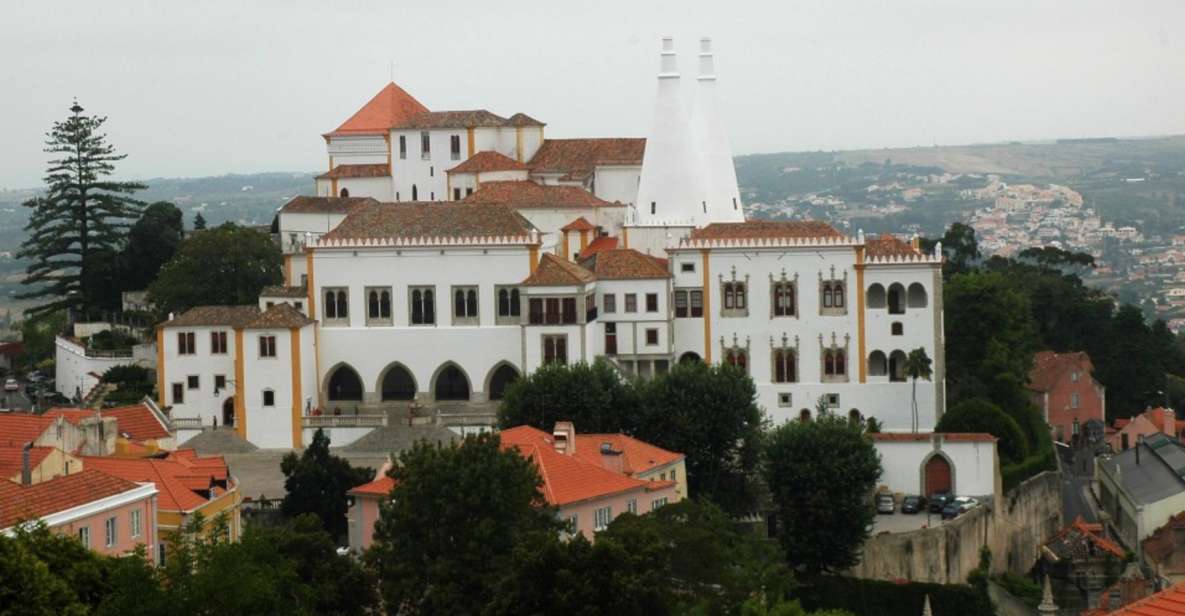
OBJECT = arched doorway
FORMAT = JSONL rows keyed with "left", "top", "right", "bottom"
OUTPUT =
{"left": 222, "top": 397, "right": 235, "bottom": 428}
{"left": 339, "top": 187, "right": 350, "bottom": 197}
{"left": 487, "top": 364, "right": 520, "bottom": 401}
{"left": 679, "top": 352, "right": 702, "bottom": 364}
{"left": 923, "top": 454, "right": 953, "bottom": 496}
{"left": 380, "top": 364, "right": 416, "bottom": 401}
{"left": 327, "top": 364, "right": 364, "bottom": 401}
{"left": 434, "top": 364, "right": 470, "bottom": 401}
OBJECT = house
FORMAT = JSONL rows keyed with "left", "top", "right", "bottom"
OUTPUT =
{"left": 1109, "top": 407, "right": 1182, "bottom": 452}
{"left": 1141, "top": 511, "right": 1185, "bottom": 584}
{"left": 1095, "top": 433, "right": 1185, "bottom": 552}
{"left": 1042, "top": 515, "right": 1126, "bottom": 612}
{"left": 1028, "top": 351, "right": 1106, "bottom": 444}
{"left": 82, "top": 449, "right": 242, "bottom": 555}
{"left": 870, "top": 432, "right": 999, "bottom": 501}
{"left": 44, "top": 401, "right": 176, "bottom": 456}
{"left": 0, "top": 469, "right": 158, "bottom": 558}
{"left": 1086, "top": 565, "right": 1163, "bottom": 615}
{"left": 346, "top": 473, "right": 394, "bottom": 552}
{"left": 0, "top": 341, "right": 22, "bottom": 374}
{"left": 0, "top": 411, "right": 115, "bottom": 456}
{"left": 0, "top": 444, "right": 82, "bottom": 483}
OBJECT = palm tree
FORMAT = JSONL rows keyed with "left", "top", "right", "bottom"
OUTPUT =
{"left": 905, "top": 348, "right": 933, "bottom": 433}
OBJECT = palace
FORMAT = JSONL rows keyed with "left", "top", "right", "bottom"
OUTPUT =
{"left": 154, "top": 37, "right": 947, "bottom": 449}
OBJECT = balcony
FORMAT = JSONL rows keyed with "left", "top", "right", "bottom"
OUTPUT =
{"left": 302, "top": 415, "right": 387, "bottom": 429}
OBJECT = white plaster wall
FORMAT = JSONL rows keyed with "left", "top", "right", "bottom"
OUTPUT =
{"left": 257, "top": 296, "right": 307, "bottom": 315}
{"left": 242, "top": 327, "right": 298, "bottom": 449}
{"left": 158, "top": 326, "right": 237, "bottom": 425}
{"left": 524, "top": 324, "right": 586, "bottom": 372}
{"left": 623, "top": 225, "right": 693, "bottom": 258}
{"left": 448, "top": 173, "right": 477, "bottom": 200}
{"left": 595, "top": 278, "right": 672, "bottom": 358}
{"left": 327, "top": 135, "right": 388, "bottom": 165}
{"left": 520, "top": 127, "right": 545, "bottom": 163}
{"left": 338, "top": 177, "right": 392, "bottom": 201}
{"left": 593, "top": 166, "right": 641, "bottom": 206}
{"left": 302, "top": 426, "right": 374, "bottom": 448}
{"left": 278, "top": 212, "right": 351, "bottom": 253}
{"left": 874, "top": 439, "right": 997, "bottom": 498}
{"left": 390, "top": 128, "right": 466, "bottom": 201}
{"left": 54, "top": 337, "right": 147, "bottom": 400}
{"left": 477, "top": 169, "right": 529, "bottom": 183}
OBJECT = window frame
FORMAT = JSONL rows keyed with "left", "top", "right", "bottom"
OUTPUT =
{"left": 258, "top": 335, "right": 277, "bottom": 359}
{"left": 130, "top": 509, "right": 142, "bottom": 538}
{"left": 171, "top": 382, "right": 184, "bottom": 405}
{"left": 177, "top": 331, "right": 196, "bottom": 355}
{"left": 645, "top": 328, "right": 659, "bottom": 346}
{"left": 105, "top": 516, "right": 117, "bottom": 547}
{"left": 602, "top": 293, "right": 616, "bottom": 314}
{"left": 210, "top": 331, "right": 228, "bottom": 354}
{"left": 819, "top": 280, "right": 848, "bottom": 316}
{"left": 542, "top": 334, "right": 568, "bottom": 365}
{"left": 450, "top": 134, "right": 461, "bottom": 160}
{"left": 262, "top": 389, "right": 275, "bottom": 407}
{"left": 624, "top": 293, "right": 637, "bottom": 313}
{"left": 420, "top": 131, "right": 431, "bottom": 160}
{"left": 594, "top": 506, "right": 613, "bottom": 532}
{"left": 452, "top": 285, "right": 480, "bottom": 325}
{"left": 409, "top": 286, "right": 437, "bottom": 326}
{"left": 186, "top": 375, "right": 199, "bottom": 390}
{"left": 322, "top": 287, "right": 350, "bottom": 326}
{"left": 398, "top": 134, "right": 406, "bottom": 159}
{"left": 645, "top": 293, "right": 659, "bottom": 313}
{"left": 78, "top": 526, "right": 90, "bottom": 548}
{"left": 772, "top": 349, "right": 797, "bottom": 383}
{"left": 721, "top": 281, "right": 748, "bottom": 317}
{"left": 495, "top": 286, "right": 522, "bottom": 325}
{"left": 364, "top": 286, "right": 393, "bottom": 326}
{"left": 771, "top": 281, "right": 797, "bottom": 318}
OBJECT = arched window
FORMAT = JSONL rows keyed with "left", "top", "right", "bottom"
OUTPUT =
{"left": 823, "top": 286, "right": 833, "bottom": 308}
{"left": 799, "top": 409, "right": 812, "bottom": 423}
{"left": 867, "top": 283, "right": 886, "bottom": 309}
{"left": 723, "top": 282, "right": 747, "bottom": 311}
{"left": 773, "top": 349, "right": 796, "bottom": 383}
{"left": 498, "top": 289, "right": 510, "bottom": 315}
{"left": 467, "top": 289, "right": 477, "bottom": 316}
{"left": 869, "top": 351, "right": 888, "bottom": 376}
{"left": 772, "top": 281, "right": 796, "bottom": 317}
{"left": 833, "top": 284, "right": 845, "bottom": 308}
{"left": 424, "top": 290, "right": 434, "bottom": 322}
{"left": 510, "top": 289, "right": 520, "bottom": 316}
{"left": 327, "top": 364, "right": 364, "bottom": 401}
{"left": 380, "top": 291, "right": 391, "bottom": 318}
{"left": 835, "top": 350, "right": 846, "bottom": 375}
{"left": 824, "top": 349, "right": 847, "bottom": 379}
{"left": 411, "top": 289, "right": 423, "bottom": 323}
{"left": 889, "top": 350, "right": 907, "bottom": 382}
{"left": 325, "top": 290, "right": 337, "bottom": 319}
{"left": 380, "top": 364, "right": 416, "bottom": 401}
{"left": 487, "top": 364, "right": 520, "bottom": 401}
{"left": 679, "top": 352, "right": 702, "bottom": 364}
{"left": 368, "top": 291, "right": 379, "bottom": 319}
{"left": 339, "top": 187, "right": 350, "bottom": 197}
{"left": 849, "top": 409, "right": 862, "bottom": 424}
{"left": 725, "top": 349, "right": 748, "bottom": 373}
{"left": 907, "top": 283, "right": 928, "bottom": 308}
{"left": 336, "top": 291, "right": 348, "bottom": 318}
{"left": 888, "top": 283, "right": 905, "bottom": 315}
{"left": 454, "top": 289, "right": 465, "bottom": 316}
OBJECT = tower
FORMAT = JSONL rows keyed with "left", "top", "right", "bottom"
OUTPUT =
{"left": 692, "top": 37, "right": 745, "bottom": 223}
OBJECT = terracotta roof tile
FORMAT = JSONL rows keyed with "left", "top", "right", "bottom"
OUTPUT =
{"left": 260, "top": 285, "right": 308, "bottom": 298}
{"left": 463, "top": 181, "right": 620, "bottom": 209}
{"left": 865, "top": 234, "right": 920, "bottom": 258}
{"left": 1047, "top": 515, "right": 1126, "bottom": 561}
{"left": 350, "top": 475, "right": 396, "bottom": 497}
{"left": 81, "top": 450, "right": 232, "bottom": 512}
{"left": 1028, "top": 351, "right": 1094, "bottom": 392}
{"left": 160, "top": 305, "right": 260, "bottom": 328}
{"left": 393, "top": 110, "right": 508, "bottom": 129}
{"left": 499, "top": 426, "right": 656, "bottom": 506}
{"left": 322, "top": 202, "right": 536, "bottom": 242}
{"left": 506, "top": 112, "right": 545, "bottom": 127}
{"left": 691, "top": 220, "right": 843, "bottom": 241}
{"left": 579, "top": 249, "right": 670, "bottom": 280}
{"left": 0, "top": 446, "right": 53, "bottom": 479}
{"left": 528, "top": 138, "right": 646, "bottom": 179}
{"left": 561, "top": 217, "right": 596, "bottom": 232}
{"left": 244, "top": 303, "right": 314, "bottom": 329}
{"left": 1144, "top": 511, "right": 1185, "bottom": 567}
{"left": 447, "top": 151, "right": 529, "bottom": 174}
{"left": 870, "top": 432, "right": 997, "bottom": 443}
{"left": 0, "top": 415, "right": 54, "bottom": 447}
{"left": 316, "top": 163, "right": 389, "bottom": 180}
{"left": 0, "top": 469, "right": 144, "bottom": 530}
{"left": 1102, "top": 580, "right": 1185, "bottom": 614}
{"left": 326, "top": 82, "right": 429, "bottom": 137}
{"left": 578, "top": 235, "right": 618, "bottom": 258}
{"left": 572, "top": 434, "right": 683, "bottom": 475}
{"left": 521, "top": 253, "right": 595, "bottom": 286}
{"left": 279, "top": 196, "right": 378, "bottom": 215}
{"left": 44, "top": 404, "right": 169, "bottom": 441}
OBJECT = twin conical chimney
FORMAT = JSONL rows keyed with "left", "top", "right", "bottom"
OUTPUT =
{"left": 692, "top": 37, "right": 745, "bottom": 223}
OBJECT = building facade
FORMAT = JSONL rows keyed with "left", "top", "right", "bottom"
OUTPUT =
{"left": 1028, "top": 351, "right": 1106, "bottom": 443}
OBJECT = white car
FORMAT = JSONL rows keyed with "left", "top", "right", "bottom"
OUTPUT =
{"left": 3, "top": 378, "right": 18, "bottom": 392}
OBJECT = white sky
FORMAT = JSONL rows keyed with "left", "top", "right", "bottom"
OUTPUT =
{"left": 2, "top": 0, "right": 1184, "bottom": 188}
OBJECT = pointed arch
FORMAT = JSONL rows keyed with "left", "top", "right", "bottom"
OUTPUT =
{"left": 432, "top": 362, "right": 471, "bottom": 401}
{"left": 325, "top": 363, "right": 364, "bottom": 401}
{"left": 378, "top": 362, "right": 417, "bottom": 401}
{"left": 887, "top": 283, "right": 906, "bottom": 314}
{"left": 920, "top": 450, "right": 955, "bottom": 496}
{"left": 679, "top": 352, "right": 702, "bottom": 364}
{"left": 485, "top": 362, "right": 521, "bottom": 401}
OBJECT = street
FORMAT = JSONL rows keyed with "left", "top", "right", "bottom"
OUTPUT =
{"left": 1, "top": 382, "right": 33, "bottom": 412}
{"left": 1060, "top": 443, "right": 1099, "bottom": 524}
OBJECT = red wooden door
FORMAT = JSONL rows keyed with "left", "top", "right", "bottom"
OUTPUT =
{"left": 924, "top": 455, "right": 952, "bottom": 495}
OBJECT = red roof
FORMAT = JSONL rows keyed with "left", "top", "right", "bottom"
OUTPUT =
{"left": 561, "top": 217, "right": 596, "bottom": 232}
{"left": 349, "top": 475, "right": 396, "bottom": 497}
{"left": 865, "top": 234, "right": 920, "bottom": 258}
{"left": 326, "top": 82, "right": 429, "bottom": 137}
{"left": 447, "top": 151, "right": 529, "bottom": 174}
{"left": 44, "top": 403, "right": 170, "bottom": 441}
{"left": 81, "top": 450, "right": 231, "bottom": 512}
{"left": 0, "top": 342, "right": 23, "bottom": 357}
{"left": 572, "top": 433, "right": 683, "bottom": 475}
{"left": 579, "top": 248, "right": 670, "bottom": 280}
{"left": 500, "top": 426, "right": 663, "bottom": 506}
{"left": 690, "top": 220, "right": 843, "bottom": 241}
{"left": 0, "top": 469, "right": 143, "bottom": 530}
{"left": 521, "top": 253, "right": 596, "bottom": 286}
{"left": 528, "top": 138, "right": 646, "bottom": 180}
{"left": 0, "top": 446, "right": 53, "bottom": 479}
{"left": 579, "top": 235, "right": 618, "bottom": 258}
{"left": 1028, "top": 351, "right": 1094, "bottom": 392}
{"left": 1102, "top": 581, "right": 1185, "bottom": 614}
{"left": 0, "top": 414, "right": 54, "bottom": 447}
{"left": 316, "top": 163, "right": 390, "bottom": 180}
{"left": 870, "top": 432, "right": 997, "bottom": 443}
{"left": 463, "top": 181, "right": 620, "bottom": 209}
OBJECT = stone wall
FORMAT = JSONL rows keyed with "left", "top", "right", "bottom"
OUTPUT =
{"left": 850, "top": 471, "right": 1063, "bottom": 584}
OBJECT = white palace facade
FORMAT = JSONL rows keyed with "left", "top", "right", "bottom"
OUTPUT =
{"left": 154, "top": 37, "right": 947, "bottom": 449}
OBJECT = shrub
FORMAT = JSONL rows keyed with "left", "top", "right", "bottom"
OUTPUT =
{"left": 795, "top": 576, "right": 994, "bottom": 616}
{"left": 936, "top": 398, "right": 1029, "bottom": 464}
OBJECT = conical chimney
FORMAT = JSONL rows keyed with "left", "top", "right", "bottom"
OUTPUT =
{"left": 691, "top": 37, "right": 745, "bottom": 223}
{"left": 634, "top": 37, "right": 709, "bottom": 228}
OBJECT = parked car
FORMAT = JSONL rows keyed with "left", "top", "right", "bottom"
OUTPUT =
{"left": 26, "top": 371, "right": 46, "bottom": 384}
{"left": 928, "top": 492, "right": 952, "bottom": 513}
{"left": 901, "top": 495, "right": 926, "bottom": 514}
{"left": 941, "top": 496, "right": 978, "bottom": 520}
{"left": 3, "top": 378, "right": 18, "bottom": 392}
{"left": 875, "top": 493, "right": 895, "bottom": 514}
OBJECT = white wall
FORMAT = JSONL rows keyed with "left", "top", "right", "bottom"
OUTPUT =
{"left": 337, "top": 177, "right": 392, "bottom": 201}
{"left": 158, "top": 326, "right": 237, "bottom": 425}
{"left": 875, "top": 437, "right": 998, "bottom": 498}
{"left": 278, "top": 211, "right": 351, "bottom": 254}
{"left": 327, "top": 135, "right": 388, "bottom": 166}
{"left": 242, "top": 326, "right": 305, "bottom": 449}
{"left": 593, "top": 165, "right": 641, "bottom": 206}
{"left": 594, "top": 278, "right": 672, "bottom": 359}
{"left": 54, "top": 337, "right": 151, "bottom": 400}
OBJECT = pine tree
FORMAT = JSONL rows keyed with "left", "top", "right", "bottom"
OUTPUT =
{"left": 193, "top": 211, "right": 207, "bottom": 230}
{"left": 17, "top": 101, "right": 144, "bottom": 318}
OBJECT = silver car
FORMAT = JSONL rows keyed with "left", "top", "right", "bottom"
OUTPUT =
{"left": 875, "top": 493, "right": 895, "bottom": 514}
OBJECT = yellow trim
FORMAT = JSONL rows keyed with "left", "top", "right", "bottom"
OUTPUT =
{"left": 579, "top": 229, "right": 589, "bottom": 252}
{"left": 701, "top": 249, "right": 712, "bottom": 363}
{"left": 305, "top": 250, "right": 315, "bottom": 319}
{"left": 384, "top": 133, "right": 392, "bottom": 175}
{"left": 290, "top": 327, "right": 303, "bottom": 448}
{"left": 855, "top": 246, "right": 867, "bottom": 383}
{"left": 155, "top": 328, "right": 165, "bottom": 407}
{"left": 283, "top": 255, "right": 293, "bottom": 286}
{"left": 515, "top": 127, "right": 524, "bottom": 163}
{"left": 447, "top": 174, "right": 453, "bottom": 201}
{"left": 331, "top": 178, "right": 338, "bottom": 197}
{"left": 529, "top": 245, "right": 540, "bottom": 273}
{"left": 234, "top": 328, "right": 246, "bottom": 439}
{"left": 622, "top": 227, "right": 629, "bottom": 249}
{"left": 561, "top": 231, "right": 570, "bottom": 260}
{"left": 467, "top": 127, "right": 475, "bottom": 158}
{"left": 328, "top": 155, "right": 334, "bottom": 173}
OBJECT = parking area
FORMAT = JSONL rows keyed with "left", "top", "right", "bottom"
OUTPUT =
{"left": 871, "top": 510, "right": 942, "bottom": 534}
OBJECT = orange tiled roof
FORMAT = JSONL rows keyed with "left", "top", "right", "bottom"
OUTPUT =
{"left": 316, "top": 163, "right": 390, "bottom": 180}
{"left": 350, "top": 475, "right": 396, "bottom": 497}
{"left": 560, "top": 217, "right": 596, "bottom": 232}
{"left": 572, "top": 433, "right": 683, "bottom": 475}
{"left": 579, "top": 249, "right": 670, "bottom": 280}
{"left": 463, "top": 181, "right": 620, "bottom": 209}
{"left": 447, "top": 151, "right": 529, "bottom": 175}
{"left": 245, "top": 303, "right": 314, "bottom": 329}
{"left": 500, "top": 426, "right": 657, "bottom": 506}
{"left": 870, "top": 432, "right": 997, "bottom": 443}
{"left": 322, "top": 202, "right": 536, "bottom": 241}
{"left": 393, "top": 110, "right": 508, "bottom": 130}
{"left": 0, "top": 414, "right": 54, "bottom": 447}
{"left": 506, "top": 112, "right": 545, "bottom": 127}
{"left": 0, "top": 446, "right": 53, "bottom": 479}
{"left": 1028, "top": 351, "right": 1094, "bottom": 392}
{"left": 45, "top": 403, "right": 170, "bottom": 441}
{"left": 690, "top": 220, "right": 843, "bottom": 241}
{"left": 528, "top": 138, "right": 646, "bottom": 180}
{"left": 81, "top": 450, "right": 231, "bottom": 512}
{"left": 280, "top": 196, "right": 378, "bottom": 215}
{"left": 521, "top": 253, "right": 595, "bottom": 286}
{"left": 1101, "top": 581, "right": 1185, "bottom": 614}
{"left": 326, "top": 82, "right": 429, "bottom": 137}
{"left": 579, "top": 235, "right": 618, "bottom": 258}
{"left": 159, "top": 305, "right": 260, "bottom": 328}
{"left": 0, "top": 469, "right": 143, "bottom": 530}
{"left": 865, "top": 234, "right": 920, "bottom": 258}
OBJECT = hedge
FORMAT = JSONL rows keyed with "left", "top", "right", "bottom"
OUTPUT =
{"left": 795, "top": 576, "right": 994, "bottom": 616}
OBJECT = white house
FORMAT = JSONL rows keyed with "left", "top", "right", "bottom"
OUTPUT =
{"left": 871, "top": 432, "right": 1000, "bottom": 500}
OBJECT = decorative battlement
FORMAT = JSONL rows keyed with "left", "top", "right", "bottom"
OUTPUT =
{"left": 864, "top": 251, "right": 945, "bottom": 265}
{"left": 672, "top": 234, "right": 863, "bottom": 250}
{"left": 312, "top": 229, "right": 540, "bottom": 249}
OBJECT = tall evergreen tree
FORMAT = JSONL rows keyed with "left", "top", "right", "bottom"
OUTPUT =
{"left": 193, "top": 211, "right": 207, "bottom": 230}
{"left": 17, "top": 101, "right": 144, "bottom": 317}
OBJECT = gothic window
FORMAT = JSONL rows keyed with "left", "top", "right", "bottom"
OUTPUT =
{"left": 819, "top": 268, "right": 848, "bottom": 316}
{"left": 820, "top": 334, "right": 850, "bottom": 383}
{"left": 773, "top": 349, "right": 796, "bottom": 383}
{"left": 366, "top": 287, "right": 392, "bottom": 325}
{"left": 323, "top": 288, "right": 349, "bottom": 324}
{"left": 721, "top": 334, "right": 750, "bottom": 375}
{"left": 410, "top": 287, "right": 435, "bottom": 325}
{"left": 496, "top": 286, "right": 520, "bottom": 324}
{"left": 543, "top": 335, "right": 568, "bottom": 365}
{"left": 772, "top": 280, "right": 796, "bottom": 317}
{"left": 888, "top": 283, "right": 906, "bottom": 314}
{"left": 453, "top": 286, "right": 479, "bottom": 325}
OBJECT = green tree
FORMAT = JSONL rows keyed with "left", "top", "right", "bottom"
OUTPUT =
{"left": 636, "top": 362, "right": 767, "bottom": 516}
{"left": 121, "top": 201, "right": 184, "bottom": 292}
{"left": 366, "top": 432, "right": 562, "bottom": 614}
{"left": 921, "top": 222, "right": 979, "bottom": 278}
{"left": 17, "top": 101, "right": 144, "bottom": 317}
{"left": 943, "top": 271, "right": 1038, "bottom": 406}
{"left": 17, "top": 310, "right": 67, "bottom": 367}
{"left": 763, "top": 415, "right": 882, "bottom": 575}
{"left": 193, "top": 211, "right": 207, "bottom": 230}
{"left": 147, "top": 223, "right": 282, "bottom": 315}
{"left": 280, "top": 429, "right": 373, "bottom": 541}
{"left": 935, "top": 398, "right": 1028, "bottom": 463}
{"left": 905, "top": 348, "right": 933, "bottom": 433}
{"left": 0, "top": 523, "right": 106, "bottom": 615}
{"left": 497, "top": 360, "right": 638, "bottom": 432}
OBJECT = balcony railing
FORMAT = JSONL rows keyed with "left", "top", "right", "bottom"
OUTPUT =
{"left": 303, "top": 415, "right": 387, "bottom": 429}
{"left": 171, "top": 417, "right": 204, "bottom": 430}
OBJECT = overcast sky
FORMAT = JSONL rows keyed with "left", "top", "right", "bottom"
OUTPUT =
{"left": 2, "top": 0, "right": 1183, "bottom": 188}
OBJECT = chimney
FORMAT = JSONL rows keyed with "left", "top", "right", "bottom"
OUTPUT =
{"left": 552, "top": 421, "right": 576, "bottom": 456}
{"left": 1136, "top": 434, "right": 1143, "bottom": 465}
{"left": 21, "top": 442, "right": 32, "bottom": 485}
{"left": 690, "top": 36, "right": 744, "bottom": 225}
{"left": 599, "top": 442, "right": 624, "bottom": 475}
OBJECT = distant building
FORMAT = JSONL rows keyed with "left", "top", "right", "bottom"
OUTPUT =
{"left": 1095, "top": 433, "right": 1185, "bottom": 553}
{"left": 870, "top": 432, "right": 999, "bottom": 499}
{"left": 1142, "top": 511, "right": 1185, "bottom": 584}
{"left": 1028, "top": 351, "right": 1106, "bottom": 444}
{"left": 1108, "top": 407, "right": 1181, "bottom": 453}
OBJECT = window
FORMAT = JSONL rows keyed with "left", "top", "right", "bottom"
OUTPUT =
{"left": 604, "top": 322, "right": 617, "bottom": 355}
{"left": 772, "top": 281, "right": 796, "bottom": 317}
{"left": 214, "top": 375, "right": 226, "bottom": 392}
{"left": 645, "top": 293, "right": 659, "bottom": 312}
{"left": 398, "top": 135, "right": 406, "bottom": 159}
{"left": 412, "top": 185, "right": 418, "bottom": 200}
{"left": 681, "top": 262, "right": 695, "bottom": 273}
{"left": 323, "top": 288, "right": 349, "bottom": 323}
{"left": 823, "top": 349, "right": 847, "bottom": 381}
{"left": 778, "top": 392, "right": 793, "bottom": 408}
{"left": 1071, "top": 370, "right": 1080, "bottom": 383}
{"left": 820, "top": 281, "right": 846, "bottom": 314}
{"left": 78, "top": 527, "right": 90, "bottom": 548}
{"left": 603, "top": 294, "right": 616, "bottom": 314}
{"left": 453, "top": 188, "right": 461, "bottom": 201}
{"left": 594, "top": 506, "right": 612, "bottom": 531}
{"left": 410, "top": 287, "right": 436, "bottom": 325}
{"left": 568, "top": 514, "right": 578, "bottom": 533}
{"left": 627, "top": 498, "right": 637, "bottom": 514}
{"left": 585, "top": 293, "right": 597, "bottom": 322}
{"left": 450, "top": 135, "right": 461, "bottom": 160}
{"left": 496, "top": 287, "right": 521, "bottom": 324}
{"left": 259, "top": 335, "right": 277, "bottom": 358}
{"left": 177, "top": 332, "right": 195, "bottom": 355}
{"left": 722, "top": 281, "right": 747, "bottom": 316}
{"left": 651, "top": 497, "right": 668, "bottom": 512}
{"left": 624, "top": 293, "right": 637, "bottom": 313}
{"left": 210, "top": 331, "right": 228, "bottom": 354}
{"left": 891, "top": 322, "right": 903, "bottom": 336}
{"left": 187, "top": 375, "right": 199, "bottom": 390}
{"left": 262, "top": 390, "right": 275, "bottom": 407}
{"left": 1071, "top": 392, "right": 1080, "bottom": 409}
{"left": 130, "top": 509, "right": 142, "bottom": 538}
{"left": 528, "top": 297, "right": 577, "bottom": 325}
{"left": 171, "top": 383, "right": 184, "bottom": 405}
{"left": 724, "top": 348, "right": 748, "bottom": 374}
{"left": 294, "top": 302, "right": 303, "bottom": 311}
{"left": 420, "top": 131, "right": 430, "bottom": 159}
{"left": 453, "top": 286, "right": 479, "bottom": 324}
{"left": 266, "top": 301, "right": 275, "bottom": 309}
{"left": 366, "top": 287, "right": 392, "bottom": 324}
{"left": 543, "top": 335, "right": 568, "bottom": 365}
{"left": 773, "top": 349, "right": 796, "bottom": 383}
{"left": 105, "top": 516, "right": 117, "bottom": 547}
{"left": 645, "top": 328, "right": 659, "bottom": 346}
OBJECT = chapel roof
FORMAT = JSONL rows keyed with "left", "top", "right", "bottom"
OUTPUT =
{"left": 393, "top": 110, "right": 509, "bottom": 129}
{"left": 321, "top": 202, "right": 536, "bottom": 241}
{"left": 690, "top": 220, "right": 844, "bottom": 241}
{"left": 579, "top": 249, "right": 670, "bottom": 280}
{"left": 463, "top": 181, "right": 620, "bottom": 209}
{"left": 279, "top": 196, "right": 378, "bottom": 215}
{"left": 447, "top": 151, "right": 529, "bottom": 175}
{"left": 325, "top": 82, "right": 430, "bottom": 137}
{"left": 527, "top": 138, "right": 646, "bottom": 180}
{"left": 316, "top": 163, "right": 390, "bottom": 180}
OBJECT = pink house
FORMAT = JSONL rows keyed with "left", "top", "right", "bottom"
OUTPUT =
{"left": 1028, "top": 351, "right": 1106, "bottom": 443}
{"left": 347, "top": 474, "right": 394, "bottom": 552}
{"left": 0, "top": 468, "right": 158, "bottom": 557}
{"left": 1108, "top": 407, "right": 1182, "bottom": 452}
